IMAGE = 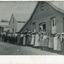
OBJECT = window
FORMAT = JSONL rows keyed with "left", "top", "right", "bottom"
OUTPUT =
{"left": 41, "top": 5, "right": 44, "bottom": 10}
{"left": 12, "top": 28, "right": 14, "bottom": 32}
{"left": 39, "top": 22, "right": 46, "bottom": 31}
{"left": 33, "top": 22, "right": 36, "bottom": 32}
{"left": 43, "top": 24, "right": 46, "bottom": 30}
{"left": 51, "top": 17, "right": 56, "bottom": 27}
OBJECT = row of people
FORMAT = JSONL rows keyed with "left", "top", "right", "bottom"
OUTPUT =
{"left": 0, "top": 31, "right": 64, "bottom": 54}
{"left": 0, "top": 32, "right": 18, "bottom": 44}
{"left": 22, "top": 32, "right": 64, "bottom": 53}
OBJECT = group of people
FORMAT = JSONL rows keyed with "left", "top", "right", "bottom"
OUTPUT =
{"left": 0, "top": 29, "right": 64, "bottom": 54}
{"left": 21, "top": 29, "right": 64, "bottom": 54}
{"left": 0, "top": 32, "right": 18, "bottom": 44}
{"left": 30, "top": 32, "right": 62, "bottom": 53}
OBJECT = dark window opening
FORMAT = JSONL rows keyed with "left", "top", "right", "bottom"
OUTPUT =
{"left": 43, "top": 24, "right": 46, "bottom": 31}
{"left": 12, "top": 28, "right": 14, "bottom": 32}
{"left": 39, "top": 22, "right": 46, "bottom": 31}
{"left": 51, "top": 17, "right": 56, "bottom": 27}
{"left": 53, "top": 20, "right": 54, "bottom": 26}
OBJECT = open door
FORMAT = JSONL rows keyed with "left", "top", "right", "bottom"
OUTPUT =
{"left": 51, "top": 17, "right": 56, "bottom": 34}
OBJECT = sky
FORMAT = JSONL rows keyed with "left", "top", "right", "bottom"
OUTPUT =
{"left": 0, "top": 1, "right": 64, "bottom": 21}
{"left": 0, "top": 1, "right": 37, "bottom": 21}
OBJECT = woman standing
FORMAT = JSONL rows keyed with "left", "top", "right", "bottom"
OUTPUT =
{"left": 34, "top": 32, "right": 39, "bottom": 48}
{"left": 57, "top": 34, "right": 61, "bottom": 53}
{"left": 23, "top": 33, "right": 26, "bottom": 46}
{"left": 48, "top": 34, "right": 54, "bottom": 50}
{"left": 53, "top": 34, "right": 58, "bottom": 52}
{"left": 31, "top": 33, "right": 34, "bottom": 46}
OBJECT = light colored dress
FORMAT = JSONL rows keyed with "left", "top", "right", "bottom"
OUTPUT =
{"left": 39, "top": 34, "right": 43, "bottom": 47}
{"left": 34, "top": 34, "right": 39, "bottom": 47}
{"left": 23, "top": 35, "right": 26, "bottom": 45}
{"left": 31, "top": 35, "right": 34, "bottom": 45}
{"left": 57, "top": 37, "right": 61, "bottom": 51}
{"left": 43, "top": 35, "right": 48, "bottom": 47}
{"left": 49, "top": 36, "right": 54, "bottom": 48}
{"left": 54, "top": 36, "right": 57, "bottom": 50}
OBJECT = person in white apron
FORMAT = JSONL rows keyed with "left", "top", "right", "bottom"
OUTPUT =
{"left": 53, "top": 34, "right": 58, "bottom": 52}
{"left": 45, "top": 34, "right": 49, "bottom": 50}
{"left": 20, "top": 33, "right": 23, "bottom": 45}
{"left": 32, "top": 32, "right": 36, "bottom": 48}
{"left": 39, "top": 33, "right": 43, "bottom": 49}
{"left": 23, "top": 34, "right": 26, "bottom": 46}
{"left": 43, "top": 32, "right": 48, "bottom": 50}
{"left": 48, "top": 34, "right": 54, "bottom": 50}
{"left": 34, "top": 32, "right": 39, "bottom": 48}
{"left": 57, "top": 34, "right": 61, "bottom": 53}
{"left": 28, "top": 31, "right": 32, "bottom": 46}
{"left": 31, "top": 33, "right": 34, "bottom": 46}
{"left": 14, "top": 33, "right": 18, "bottom": 44}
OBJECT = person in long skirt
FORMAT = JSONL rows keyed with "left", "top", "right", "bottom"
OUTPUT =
{"left": 61, "top": 33, "right": 64, "bottom": 54}
{"left": 25, "top": 29, "right": 29, "bottom": 46}
{"left": 39, "top": 32, "right": 43, "bottom": 49}
{"left": 31, "top": 33, "right": 34, "bottom": 46}
{"left": 17, "top": 34, "right": 21, "bottom": 45}
{"left": 48, "top": 34, "right": 54, "bottom": 50}
{"left": 33, "top": 32, "right": 36, "bottom": 48}
{"left": 27, "top": 31, "right": 32, "bottom": 46}
{"left": 20, "top": 33, "right": 23, "bottom": 45}
{"left": 34, "top": 32, "right": 39, "bottom": 48}
{"left": 23, "top": 34, "right": 26, "bottom": 46}
{"left": 8, "top": 33, "right": 11, "bottom": 43}
{"left": 57, "top": 34, "right": 61, "bottom": 53}
{"left": 53, "top": 34, "right": 58, "bottom": 52}
{"left": 44, "top": 34, "right": 49, "bottom": 50}
{"left": 43, "top": 32, "right": 48, "bottom": 50}
{"left": 14, "top": 33, "right": 17, "bottom": 44}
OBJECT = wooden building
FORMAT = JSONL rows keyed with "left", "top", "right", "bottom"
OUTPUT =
{"left": 19, "top": 1, "right": 64, "bottom": 34}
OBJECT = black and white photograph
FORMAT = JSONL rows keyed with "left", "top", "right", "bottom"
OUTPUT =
{"left": 0, "top": 1, "right": 64, "bottom": 55}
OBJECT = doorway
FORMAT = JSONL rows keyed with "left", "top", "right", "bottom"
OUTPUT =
{"left": 51, "top": 17, "right": 56, "bottom": 34}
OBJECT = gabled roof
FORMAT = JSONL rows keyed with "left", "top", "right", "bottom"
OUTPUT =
{"left": 19, "top": 1, "right": 64, "bottom": 33}
{"left": 9, "top": 14, "right": 17, "bottom": 24}
{"left": 0, "top": 22, "right": 9, "bottom": 28}
{"left": 47, "top": 1, "right": 64, "bottom": 14}
{"left": 19, "top": 2, "right": 39, "bottom": 33}
{"left": 17, "top": 22, "right": 25, "bottom": 32}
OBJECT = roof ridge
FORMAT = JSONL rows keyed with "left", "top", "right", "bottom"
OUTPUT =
{"left": 47, "top": 1, "right": 64, "bottom": 14}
